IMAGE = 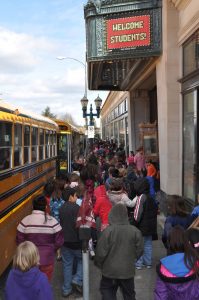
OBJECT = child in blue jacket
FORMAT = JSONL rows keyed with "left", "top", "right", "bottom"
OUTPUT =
{"left": 5, "top": 241, "right": 53, "bottom": 300}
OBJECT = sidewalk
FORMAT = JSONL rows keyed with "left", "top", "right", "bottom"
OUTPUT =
{"left": 52, "top": 215, "right": 166, "bottom": 300}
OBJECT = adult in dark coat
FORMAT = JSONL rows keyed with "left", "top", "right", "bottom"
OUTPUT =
{"left": 133, "top": 178, "right": 157, "bottom": 269}
{"left": 95, "top": 204, "right": 143, "bottom": 300}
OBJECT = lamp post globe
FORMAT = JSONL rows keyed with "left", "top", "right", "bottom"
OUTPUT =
{"left": 94, "top": 95, "right": 102, "bottom": 109}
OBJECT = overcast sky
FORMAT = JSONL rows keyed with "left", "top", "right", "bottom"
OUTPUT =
{"left": 0, "top": 0, "right": 108, "bottom": 125}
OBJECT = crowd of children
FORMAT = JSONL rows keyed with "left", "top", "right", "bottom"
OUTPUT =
{"left": 4, "top": 141, "right": 199, "bottom": 299}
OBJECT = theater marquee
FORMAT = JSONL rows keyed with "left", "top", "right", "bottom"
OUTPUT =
{"left": 107, "top": 15, "right": 151, "bottom": 50}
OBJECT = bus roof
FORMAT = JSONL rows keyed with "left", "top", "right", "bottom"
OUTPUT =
{"left": 0, "top": 100, "right": 58, "bottom": 127}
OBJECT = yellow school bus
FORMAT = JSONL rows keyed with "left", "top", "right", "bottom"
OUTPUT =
{"left": 0, "top": 101, "right": 58, "bottom": 275}
{"left": 55, "top": 119, "right": 72, "bottom": 175}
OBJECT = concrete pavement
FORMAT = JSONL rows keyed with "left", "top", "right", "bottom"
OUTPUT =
{"left": 0, "top": 216, "right": 166, "bottom": 300}
{"left": 52, "top": 217, "right": 166, "bottom": 300}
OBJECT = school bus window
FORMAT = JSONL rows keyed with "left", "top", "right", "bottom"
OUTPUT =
{"left": 39, "top": 128, "right": 44, "bottom": 160}
{"left": 14, "top": 124, "right": 22, "bottom": 167}
{"left": 0, "top": 122, "right": 12, "bottom": 171}
{"left": 45, "top": 130, "right": 50, "bottom": 158}
{"left": 49, "top": 130, "right": 53, "bottom": 157}
{"left": 24, "top": 125, "right": 30, "bottom": 164}
{"left": 31, "top": 127, "right": 38, "bottom": 162}
{"left": 53, "top": 132, "right": 56, "bottom": 156}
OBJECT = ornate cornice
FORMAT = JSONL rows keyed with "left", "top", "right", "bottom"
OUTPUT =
{"left": 169, "top": 0, "right": 192, "bottom": 10}
{"left": 84, "top": 0, "right": 162, "bottom": 18}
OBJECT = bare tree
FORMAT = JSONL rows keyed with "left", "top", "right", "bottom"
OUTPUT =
{"left": 60, "top": 112, "right": 77, "bottom": 126}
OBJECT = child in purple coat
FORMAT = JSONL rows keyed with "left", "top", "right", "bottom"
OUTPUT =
{"left": 154, "top": 226, "right": 199, "bottom": 300}
{"left": 5, "top": 241, "right": 53, "bottom": 300}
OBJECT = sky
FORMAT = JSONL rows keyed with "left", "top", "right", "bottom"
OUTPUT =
{"left": 0, "top": 0, "right": 108, "bottom": 125}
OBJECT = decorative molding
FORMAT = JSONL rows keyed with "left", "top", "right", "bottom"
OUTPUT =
{"left": 96, "top": 18, "right": 104, "bottom": 56}
{"left": 85, "top": 0, "right": 162, "bottom": 18}
{"left": 178, "top": 10, "right": 199, "bottom": 44}
{"left": 132, "top": 90, "right": 149, "bottom": 99}
{"left": 169, "top": 0, "right": 192, "bottom": 10}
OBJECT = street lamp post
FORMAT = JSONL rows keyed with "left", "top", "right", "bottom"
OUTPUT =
{"left": 80, "top": 94, "right": 102, "bottom": 152}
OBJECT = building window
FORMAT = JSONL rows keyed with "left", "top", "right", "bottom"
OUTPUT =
{"left": 119, "top": 119, "right": 125, "bottom": 146}
{"left": 183, "top": 91, "right": 196, "bottom": 201}
{"left": 124, "top": 98, "right": 128, "bottom": 112}
{"left": 183, "top": 29, "right": 199, "bottom": 76}
{"left": 14, "top": 124, "right": 22, "bottom": 167}
{"left": 114, "top": 121, "right": 118, "bottom": 143}
{"left": 114, "top": 107, "right": 118, "bottom": 118}
{"left": 110, "top": 122, "right": 114, "bottom": 138}
{"left": 111, "top": 110, "right": 115, "bottom": 121}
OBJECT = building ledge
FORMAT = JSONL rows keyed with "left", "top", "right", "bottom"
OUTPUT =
{"left": 170, "top": 0, "right": 192, "bottom": 9}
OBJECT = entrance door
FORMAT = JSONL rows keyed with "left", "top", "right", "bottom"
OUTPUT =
{"left": 183, "top": 90, "right": 198, "bottom": 204}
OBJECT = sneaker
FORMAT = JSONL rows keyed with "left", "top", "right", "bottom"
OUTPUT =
{"left": 145, "top": 265, "right": 152, "bottom": 269}
{"left": 62, "top": 290, "right": 72, "bottom": 298}
{"left": 90, "top": 250, "right": 95, "bottom": 257}
{"left": 72, "top": 282, "right": 83, "bottom": 294}
{"left": 57, "top": 256, "right": 62, "bottom": 262}
{"left": 135, "top": 265, "right": 143, "bottom": 270}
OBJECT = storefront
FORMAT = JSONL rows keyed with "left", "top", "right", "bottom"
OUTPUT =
{"left": 101, "top": 92, "right": 129, "bottom": 152}
{"left": 84, "top": 0, "right": 199, "bottom": 205}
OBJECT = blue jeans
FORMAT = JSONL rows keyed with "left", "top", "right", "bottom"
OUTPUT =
{"left": 61, "top": 246, "right": 83, "bottom": 294}
{"left": 136, "top": 235, "right": 152, "bottom": 267}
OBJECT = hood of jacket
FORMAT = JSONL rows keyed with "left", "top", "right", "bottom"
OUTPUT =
{"left": 10, "top": 267, "right": 41, "bottom": 288}
{"left": 160, "top": 253, "right": 191, "bottom": 277}
{"left": 94, "top": 185, "right": 107, "bottom": 198}
{"left": 108, "top": 203, "right": 129, "bottom": 225}
{"left": 107, "top": 190, "right": 124, "bottom": 203}
{"left": 134, "top": 178, "right": 150, "bottom": 196}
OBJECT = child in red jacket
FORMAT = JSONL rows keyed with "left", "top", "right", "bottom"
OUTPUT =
{"left": 94, "top": 185, "right": 112, "bottom": 231}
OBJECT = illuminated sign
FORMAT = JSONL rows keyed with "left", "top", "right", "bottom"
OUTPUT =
{"left": 107, "top": 15, "right": 151, "bottom": 50}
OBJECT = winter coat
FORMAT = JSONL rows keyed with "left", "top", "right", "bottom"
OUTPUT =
{"left": 192, "top": 205, "right": 199, "bottom": 217}
{"left": 162, "top": 214, "right": 195, "bottom": 248}
{"left": 16, "top": 211, "right": 64, "bottom": 266}
{"left": 154, "top": 253, "right": 199, "bottom": 300}
{"left": 146, "top": 176, "right": 156, "bottom": 199}
{"left": 107, "top": 190, "right": 135, "bottom": 207}
{"left": 133, "top": 178, "right": 157, "bottom": 236}
{"left": 95, "top": 204, "right": 143, "bottom": 279}
{"left": 93, "top": 185, "right": 112, "bottom": 227}
{"left": 146, "top": 163, "right": 156, "bottom": 177}
{"left": 134, "top": 153, "right": 145, "bottom": 171}
{"left": 5, "top": 267, "right": 53, "bottom": 300}
{"left": 50, "top": 197, "right": 65, "bottom": 223}
{"left": 127, "top": 155, "right": 134, "bottom": 165}
{"left": 59, "top": 201, "right": 82, "bottom": 250}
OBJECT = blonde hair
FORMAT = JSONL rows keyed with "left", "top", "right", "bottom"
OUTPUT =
{"left": 13, "top": 241, "right": 40, "bottom": 272}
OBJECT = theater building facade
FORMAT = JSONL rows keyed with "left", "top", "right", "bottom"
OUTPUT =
{"left": 84, "top": 0, "right": 199, "bottom": 206}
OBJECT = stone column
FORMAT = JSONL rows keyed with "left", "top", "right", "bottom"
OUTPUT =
{"left": 128, "top": 89, "right": 150, "bottom": 152}
{"left": 156, "top": 0, "right": 181, "bottom": 195}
